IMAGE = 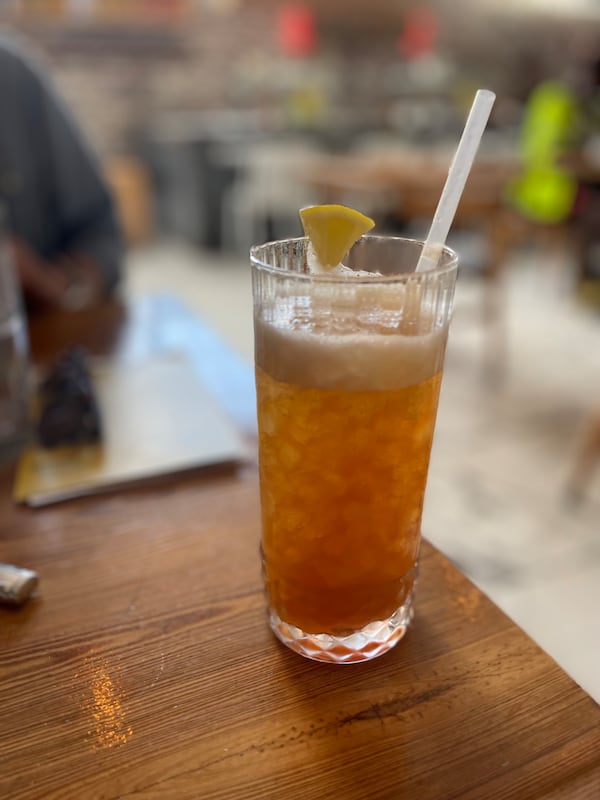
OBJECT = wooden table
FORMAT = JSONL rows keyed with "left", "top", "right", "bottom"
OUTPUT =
{"left": 1, "top": 296, "right": 599, "bottom": 800}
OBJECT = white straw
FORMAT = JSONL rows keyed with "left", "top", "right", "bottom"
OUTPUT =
{"left": 415, "top": 89, "right": 496, "bottom": 273}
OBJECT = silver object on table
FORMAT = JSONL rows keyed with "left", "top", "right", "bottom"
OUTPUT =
{"left": 0, "top": 563, "right": 39, "bottom": 606}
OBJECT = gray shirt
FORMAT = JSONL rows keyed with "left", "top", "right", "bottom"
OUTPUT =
{"left": 0, "top": 37, "right": 122, "bottom": 292}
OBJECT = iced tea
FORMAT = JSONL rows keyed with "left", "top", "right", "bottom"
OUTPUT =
{"left": 257, "top": 366, "right": 442, "bottom": 633}
{"left": 252, "top": 236, "right": 457, "bottom": 662}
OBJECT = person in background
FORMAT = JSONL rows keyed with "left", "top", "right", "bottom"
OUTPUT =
{"left": 0, "top": 36, "right": 123, "bottom": 311}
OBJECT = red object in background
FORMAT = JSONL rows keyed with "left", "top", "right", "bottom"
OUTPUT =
{"left": 277, "top": 2, "right": 317, "bottom": 58}
{"left": 398, "top": 6, "right": 437, "bottom": 61}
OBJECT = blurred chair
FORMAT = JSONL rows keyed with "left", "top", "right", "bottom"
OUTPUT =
{"left": 566, "top": 410, "right": 600, "bottom": 504}
{"left": 105, "top": 156, "right": 154, "bottom": 247}
{"left": 473, "top": 97, "right": 580, "bottom": 381}
{"left": 220, "top": 138, "right": 324, "bottom": 252}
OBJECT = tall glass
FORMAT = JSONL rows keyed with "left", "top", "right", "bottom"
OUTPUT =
{"left": 251, "top": 236, "right": 458, "bottom": 663}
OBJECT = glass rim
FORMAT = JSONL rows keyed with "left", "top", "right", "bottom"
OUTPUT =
{"left": 250, "top": 234, "right": 459, "bottom": 283}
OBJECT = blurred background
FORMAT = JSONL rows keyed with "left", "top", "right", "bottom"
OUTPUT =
{"left": 2, "top": 1, "right": 599, "bottom": 695}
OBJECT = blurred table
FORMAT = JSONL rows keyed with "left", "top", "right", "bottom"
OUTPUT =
{"left": 302, "top": 149, "right": 520, "bottom": 225}
{"left": 1, "top": 296, "right": 599, "bottom": 800}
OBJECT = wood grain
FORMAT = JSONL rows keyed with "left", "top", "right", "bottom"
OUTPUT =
{"left": 1, "top": 298, "right": 598, "bottom": 799}
{"left": 1, "top": 470, "right": 599, "bottom": 800}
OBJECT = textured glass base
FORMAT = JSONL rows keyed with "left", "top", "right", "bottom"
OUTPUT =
{"left": 269, "top": 594, "right": 415, "bottom": 664}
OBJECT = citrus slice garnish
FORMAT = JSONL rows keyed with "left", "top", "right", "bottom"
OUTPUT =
{"left": 299, "top": 204, "right": 375, "bottom": 269}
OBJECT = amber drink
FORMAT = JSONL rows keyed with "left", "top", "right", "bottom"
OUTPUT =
{"left": 251, "top": 236, "right": 458, "bottom": 663}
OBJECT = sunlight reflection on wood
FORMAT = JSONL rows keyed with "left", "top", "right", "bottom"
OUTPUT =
{"left": 82, "top": 653, "right": 133, "bottom": 749}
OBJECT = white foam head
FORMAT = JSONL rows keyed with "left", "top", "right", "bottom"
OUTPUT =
{"left": 255, "top": 282, "right": 449, "bottom": 391}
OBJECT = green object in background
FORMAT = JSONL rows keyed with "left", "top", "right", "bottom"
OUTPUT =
{"left": 508, "top": 81, "right": 580, "bottom": 224}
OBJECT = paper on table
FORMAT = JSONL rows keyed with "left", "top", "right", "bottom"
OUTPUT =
{"left": 13, "top": 354, "right": 248, "bottom": 507}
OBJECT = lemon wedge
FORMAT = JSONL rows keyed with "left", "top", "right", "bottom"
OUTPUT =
{"left": 299, "top": 204, "right": 375, "bottom": 268}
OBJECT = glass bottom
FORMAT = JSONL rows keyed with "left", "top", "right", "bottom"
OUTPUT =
{"left": 269, "top": 592, "right": 415, "bottom": 664}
